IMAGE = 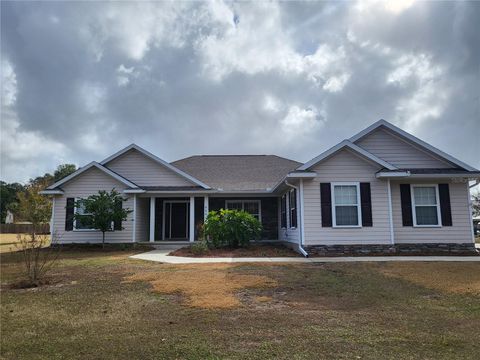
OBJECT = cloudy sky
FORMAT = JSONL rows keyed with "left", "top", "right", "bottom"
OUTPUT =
{"left": 1, "top": 0, "right": 479, "bottom": 183}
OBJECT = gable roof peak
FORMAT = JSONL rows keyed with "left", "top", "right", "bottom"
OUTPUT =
{"left": 349, "top": 119, "right": 477, "bottom": 171}
{"left": 46, "top": 161, "right": 139, "bottom": 190}
{"left": 298, "top": 139, "right": 398, "bottom": 171}
{"left": 100, "top": 144, "right": 211, "bottom": 189}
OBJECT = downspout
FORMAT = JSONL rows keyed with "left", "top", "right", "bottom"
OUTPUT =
{"left": 284, "top": 180, "right": 308, "bottom": 257}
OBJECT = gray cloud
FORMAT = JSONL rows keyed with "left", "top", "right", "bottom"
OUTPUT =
{"left": 1, "top": 0, "right": 479, "bottom": 183}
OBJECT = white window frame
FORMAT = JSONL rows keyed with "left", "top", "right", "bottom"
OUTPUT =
{"left": 73, "top": 198, "right": 96, "bottom": 232}
{"left": 280, "top": 193, "right": 287, "bottom": 229}
{"left": 410, "top": 184, "right": 442, "bottom": 227}
{"left": 288, "top": 189, "right": 297, "bottom": 229}
{"left": 225, "top": 200, "right": 262, "bottom": 222}
{"left": 331, "top": 182, "right": 362, "bottom": 228}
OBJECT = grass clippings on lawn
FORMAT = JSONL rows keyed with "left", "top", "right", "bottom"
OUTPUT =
{"left": 169, "top": 243, "right": 300, "bottom": 257}
{"left": 124, "top": 264, "right": 277, "bottom": 308}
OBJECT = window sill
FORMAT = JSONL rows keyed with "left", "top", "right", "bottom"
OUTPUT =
{"left": 413, "top": 225, "right": 442, "bottom": 228}
{"left": 73, "top": 229, "right": 99, "bottom": 232}
{"left": 333, "top": 225, "right": 362, "bottom": 229}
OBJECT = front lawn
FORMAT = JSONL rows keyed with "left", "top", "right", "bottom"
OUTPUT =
{"left": 1, "top": 248, "right": 479, "bottom": 359}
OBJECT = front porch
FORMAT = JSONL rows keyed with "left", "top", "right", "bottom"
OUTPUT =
{"left": 134, "top": 195, "right": 279, "bottom": 242}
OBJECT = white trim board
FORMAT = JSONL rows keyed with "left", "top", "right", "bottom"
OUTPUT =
{"left": 46, "top": 162, "right": 139, "bottom": 190}
{"left": 298, "top": 140, "right": 398, "bottom": 171}
{"left": 349, "top": 119, "right": 478, "bottom": 172}
{"left": 100, "top": 144, "right": 211, "bottom": 189}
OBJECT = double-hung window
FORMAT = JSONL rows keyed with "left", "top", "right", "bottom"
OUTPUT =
{"left": 289, "top": 189, "right": 297, "bottom": 228}
{"left": 331, "top": 183, "right": 361, "bottom": 227}
{"left": 411, "top": 185, "right": 441, "bottom": 226}
{"left": 225, "top": 200, "right": 261, "bottom": 222}
{"left": 280, "top": 194, "right": 287, "bottom": 228}
{"left": 74, "top": 200, "right": 95, "bottom": 231}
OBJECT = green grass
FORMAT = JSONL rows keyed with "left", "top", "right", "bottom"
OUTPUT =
{"left": 1, "top": 248, "right": 480, "bottom": 359}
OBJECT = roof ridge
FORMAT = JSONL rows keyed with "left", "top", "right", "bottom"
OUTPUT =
{"left": 172, "top": 154, "right": 302, "bottom": 164}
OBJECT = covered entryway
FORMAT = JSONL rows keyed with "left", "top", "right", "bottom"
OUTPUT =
{"left": 163, "top": 201, "right": 189, "bottom": 240}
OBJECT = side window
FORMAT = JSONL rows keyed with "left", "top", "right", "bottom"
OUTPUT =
{"left": 280, "top": 194, "right": 287, "bottom": 228}
{"left": 289, "top": 189, "right": 297, "bottom": 228}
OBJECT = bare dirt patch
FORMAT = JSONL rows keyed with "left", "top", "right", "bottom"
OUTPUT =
{"left": 124, "top": 264, "right": 277, "bottom": 309}
{"left": 379, "top": 262, "right": 480, "bottom": 294}
{"left": 169, "top": 244, "right": 300, "bottom": 257}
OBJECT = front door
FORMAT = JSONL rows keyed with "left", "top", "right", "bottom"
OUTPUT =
{"left": 164, "top": 201, "right": 188, "bottom": 240}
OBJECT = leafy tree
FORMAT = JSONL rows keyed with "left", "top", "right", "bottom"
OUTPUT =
{"left": 17, "top": 183, "right": 52, "bottom": 226}
{"left": 74, "top": 189, "right": 132, "bottom": 249}
{"left": 472, "top": 191, "right": 480, "bottom": 217}
{"left": 203, "top": 209, "right": 262, "bottom": 248}
{"left": 29, "top": 173, "right": 54, "bottom": 188}
{"left": 54, "top": 164, "right": 76, "bottom": 182}
{"left": 15, "top": 183, "right": 58, "bottom": 285}
{"left": 0, "top": 181, "right": 25, "bottom": 223}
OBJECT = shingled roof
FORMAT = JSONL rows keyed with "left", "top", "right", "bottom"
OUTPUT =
{"left": 171, "top": 155, "right": 302, "bottom": 191}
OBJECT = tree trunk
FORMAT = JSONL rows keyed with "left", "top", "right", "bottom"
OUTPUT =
{"left": 102, "top": 232, "right": 105, "bottom": 249}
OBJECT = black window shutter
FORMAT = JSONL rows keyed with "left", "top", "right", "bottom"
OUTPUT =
{"left": 360, "top": 183, "right": 372, "bottom": 227}
{"left": 400, "top": 184, "right": 413, "bottom": 226}
{"left": 320, "top": 183, "right": 332, "bottom": 227}
{"left": 114, "top": 200, "right": 122, "bottom": 231}
{"left": 438, "top": 183, "right": 452, "bottom": 226}
{"left": 65, "top": 198, "right": 74, "bottom": 231}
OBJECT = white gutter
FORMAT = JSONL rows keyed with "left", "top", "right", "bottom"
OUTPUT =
{"left": 284, "top": 180, "right": 308, "bottom": 257}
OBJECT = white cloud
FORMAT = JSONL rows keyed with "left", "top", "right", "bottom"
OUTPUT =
{"left": 281, "top": 105, "right": 325, "bottom": 140}
{"left": 1, "top": 60, "right": 69, "bottom": 182}
{"left": 387, "top": 53, "right": 447, "bottom": 131}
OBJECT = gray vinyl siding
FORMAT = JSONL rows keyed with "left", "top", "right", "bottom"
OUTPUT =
{"left": 302, "top": 149, "right": 391, "bottom": 245}
{"left": 105, "top": 149, "right": 194, "bottom": 187}
{"left": 52, "top": 167, "right": 134, "bottom": 243}
{"left": 355, "top": 128, "right": 454, "bottom": 168}
{"left": 391, "top": 180, "right": 473, "bottom": 243}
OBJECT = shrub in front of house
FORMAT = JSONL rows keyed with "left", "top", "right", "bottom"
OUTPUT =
{"left": 203, "top": 209, "right": 262, "bottom": 248}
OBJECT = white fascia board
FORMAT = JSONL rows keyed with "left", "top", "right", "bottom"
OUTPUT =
{"left": 349, "top": 119, "right": 478, "bottom": 172}
{"left": 39, "top": 189, "right": 64, "bottom": 195}
{"left": 123, "top": 189, "right": 147, "bottom": 194}
{"left": 376, "top": 171, "right": 411, "bottom": 178}
{"left": 286, "top": 172, "right": 317, "bottom": 178}
{"left": 298, "top": 140, "right": 397, "bottom": 171}
{"left": 100, "top": 144, "right": 211, "bottom": 189}
{"left": 409, "top": 173, "right": 480, "bottom": 179}
{"left": 46, "top": 162, "right": 139, "bottom": 190}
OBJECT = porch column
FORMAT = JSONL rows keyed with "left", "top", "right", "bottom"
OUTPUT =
{"left": 203, "top": 195, "right": 209, "bottom": 221}
{"left": 132, "top": 194, "right": 137, "bottom": 243}
{"left": 387, "top": 179, "right": 395, "bottom": 244}
{"left": 189, "top": 196, "right": 195, "bottom": 242}
{"left": 149, "top": 197, "right": 156, "bottom": 242}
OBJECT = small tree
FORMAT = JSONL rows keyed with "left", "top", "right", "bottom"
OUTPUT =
{"left": 15, "top": 183, "right": 58, "bottom": 286}
{"left": 472, "top": 191, "right": 480, "bottom": 217}
{"left": 54, "top": 164, "right": 77, "bottom": 182}
{"left": 74, "top": 189, "right": 132, "bottom": 248}
{"left": 203, "top": 209, "right": 262, "bottom": 248}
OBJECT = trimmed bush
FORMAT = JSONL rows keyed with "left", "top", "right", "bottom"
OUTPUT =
{"left": 203, "top": 209, "right": 262, "bottom": 248}
{"left": 191, "top": 240, "right": 209, "bottom": 255}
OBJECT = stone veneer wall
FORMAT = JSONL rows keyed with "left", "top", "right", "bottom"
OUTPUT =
{"left": 304, "top": 243, "right": 478, "bottom": 256}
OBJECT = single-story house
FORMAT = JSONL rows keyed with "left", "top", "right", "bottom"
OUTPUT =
{"left": 41, "top": 120, "right": 480, "bottom": 255}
